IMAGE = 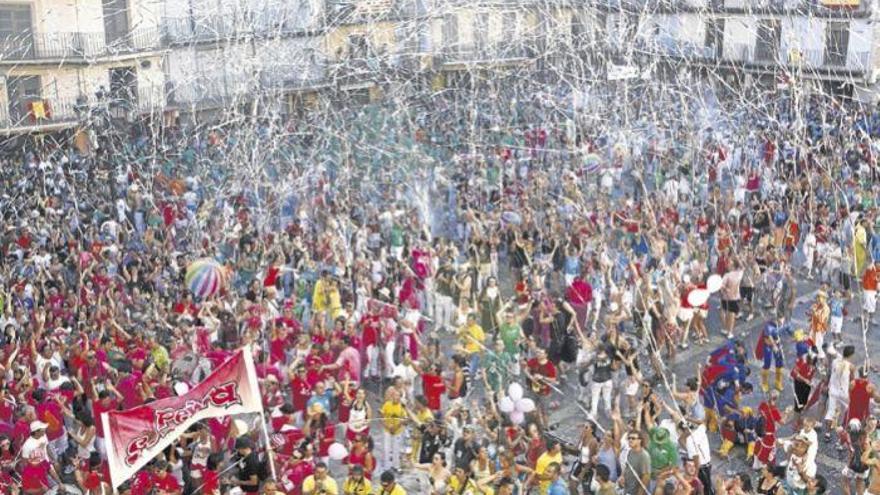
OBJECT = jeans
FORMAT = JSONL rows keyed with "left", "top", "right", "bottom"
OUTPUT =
{"left": 469, "top": 353, "right": 481, "bottom": 382}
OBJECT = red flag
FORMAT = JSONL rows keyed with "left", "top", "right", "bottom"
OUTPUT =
{"left": 102, "top": 347, "right": 263, "bottom": 490}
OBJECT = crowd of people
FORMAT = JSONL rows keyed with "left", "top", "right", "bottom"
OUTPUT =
{"left": 1, "top": 72, "right": 880, "bottom": 495}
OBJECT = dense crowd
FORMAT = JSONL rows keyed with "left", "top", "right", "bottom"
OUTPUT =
{"left": 1, "top": 76, "right": 880, "bottom": 495}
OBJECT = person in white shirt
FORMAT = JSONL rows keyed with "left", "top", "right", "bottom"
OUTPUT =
{"left": 783, "top": 434, "right": 817, "bottom": 492}
{"left": 21, "top": 421, "right": 50, "bottom": 463}
{"left": 679, "top": 420, "right": 713, "bottom": 492}
{"left": 825, "top": 345, "right": 856, "bottom": 439}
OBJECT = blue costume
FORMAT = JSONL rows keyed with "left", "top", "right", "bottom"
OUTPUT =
{"left": 755, "top": 320, "right": 785, "bottom": 392}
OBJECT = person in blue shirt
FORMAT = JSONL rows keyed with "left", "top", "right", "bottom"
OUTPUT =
{"left": 829, "top": 289, "right": 845, "bottom": 344}
{"left": 755, "top": 319, "right": 785, "bottom": 393}
{"left": 545, "top": 462, "right": 569, "bottom": 495}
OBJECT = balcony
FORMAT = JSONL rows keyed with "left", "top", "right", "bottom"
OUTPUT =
{"left": 161, "top": 11, "right": 318, "bottom": 46}
{"left": 0, "top": 96, "right": 81, "bottom": 133}
{"left": 260, "top": 63, "right": 329, "bottom": 90}
{"left": 0, "top": 28, "right": 163, "bottom": 64}
{"left": 437, "top": 42, "right": 532, "bottom": 66}
{"left": 724, "top": 42, "right": 871, "bottom": 75}
{"left": 643, "top": 37, "right": 719, "bottom": 61}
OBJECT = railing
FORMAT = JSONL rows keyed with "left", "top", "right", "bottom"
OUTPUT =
{"left": 646, "top": 37, "right": 719, "bottom": 60}
{"left": 161, "top": 13, "right": 319, "bottom": 45}
{"left": 438, "top": 42, "right": 530, "bottom": 64}
{"left": 260, "top": 63, "right": 328, "bottom": 89}
{"left": 0, "top": 28, "right": 162, "bottom": 62}
{"left": 0, "top": 96, "right": 81, "bottom": 131}
{"left": 724, "top": 42, "right": 870, "bottom": 72}
{"left": 796, "top": 48, "right": 871, "bottom": 71}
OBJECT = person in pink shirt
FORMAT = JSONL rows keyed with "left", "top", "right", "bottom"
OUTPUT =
{"left": 320, "top": 337, "right": 362, "bottom": 386}
{"left": 115, "top": 362, "right": 145, "bottom": 410}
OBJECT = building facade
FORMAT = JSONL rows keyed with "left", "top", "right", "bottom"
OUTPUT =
{"left": 1, "top": 0, "right": 879, "bottom": 135}
{"left": 0, "top": 0, "right": 166, "bottom": 134}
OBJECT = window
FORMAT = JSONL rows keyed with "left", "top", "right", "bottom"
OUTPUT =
{"left": 503, "top": 11, "right": 518, "bottom": 38}
{"left": 442, "top": 13, "right": 458, "bottom": 53}
{"left": 347, "top": 34, "right": 369, "bottom": 59}
{"left": 824, "top": 21, "right": 849, "bottom": 66}
{"left": 755, "top": 19, "right": 780, "bottom": 62}
{"left": 473, "top": 12, "right": 489, "bottom": 51}
{"left": 103, "top": 0, "right": 130, "bottom": 45}
{"left": 705, "top": 18, "right": 724, "bottom": 58}
{"left": 109, "top": 66, "right": 137, "bottom": 105}
{"left": 6, "top": 75, "right": 41, "bottom": 122}
{"left": 0, "top": 5, "right": 33, "bottom": 58}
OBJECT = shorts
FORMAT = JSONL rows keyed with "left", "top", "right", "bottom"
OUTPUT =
{"left": 864, "top": 290, "right": 877, "bottom": 314}
{"left": 678, "top": 308, "right": 694, "bottom": 322}
{"left": 721, "top": 299, "right": 740, "bottom": 314}
{"left": 842, "top": 466, "right": 870, "bottom": 479}
{"left": 831, "top": 315, "right": 843, "bottom": 335}
{"left": 740, "top": 286, "right": 754, "bottom": 303}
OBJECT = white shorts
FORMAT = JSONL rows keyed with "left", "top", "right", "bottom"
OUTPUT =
{"left": 678, "top": 308, "right": 694, "bottom": 322}
{"left": 864, "top": 290, "right": 877, "bottom": 314}
{"left": 831, "top": 315, "right": 843, "bottom": 335}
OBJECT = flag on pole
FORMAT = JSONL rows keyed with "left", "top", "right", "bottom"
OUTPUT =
{"left": 102, "top": 346, "right": 263, "bottom": 490}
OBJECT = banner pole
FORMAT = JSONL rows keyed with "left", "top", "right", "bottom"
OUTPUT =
{"left": 258, "top": 412, "right": 277, "bottom": 480}
{"left": 241, "top": 344, "right": 277, "bottom": 481}
{"left": 101, "top": 411, "right": 120, "bottom": 492}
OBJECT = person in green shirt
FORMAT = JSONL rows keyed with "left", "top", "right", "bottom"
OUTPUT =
{"left": 483, "top": 339, "right": 514, "bottom": 394}
{"left": 498, "top": 311, "right": 525, "bottom": 375}
{"left": 390, "top": 222, "right": 405, "bottom": 260}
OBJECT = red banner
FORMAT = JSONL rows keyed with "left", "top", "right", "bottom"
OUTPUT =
{"left": 102, "top": 346, "right": 263, "bottom": 489}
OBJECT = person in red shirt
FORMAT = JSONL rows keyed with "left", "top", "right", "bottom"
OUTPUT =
{"left": 420, "top": 363, "right": 446, "bottom": 412}
{"left": 289, "top": 364, "right": 312, "bottom": 420}
{"left": 91, "top": 385, "right": 121, "bottom": 457}
{"left": 753, "top": 392, "right": 786, "bottom": 469}
{"left": 863, "top": 259, "right": 879, "bottom": 320}
{"left": 524, "top": 348, "right": 557, "bottom": 429}
{"left": 20, "top": 454, "right": 54, "bottom": 494}
{"left": 150, "top": 460, "right": 182, "bottom": 495}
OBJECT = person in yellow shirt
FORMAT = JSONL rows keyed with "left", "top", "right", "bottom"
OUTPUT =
{"left": 312, "top": 271, "right": 343, "bottom": 320}
{"left": 380, "top": 388, "right": 407, "bottom": 470}
{"left": 376, "top": 470, "right": 407, "bottom": 495}
{"left": 342, "top": 465, "right": 372, "bottom": 495}
{"left": 533, "top": 440, "right": 563, "bottom": 494}
{"left": 458, "top": 313, "right": 485, "bottom": 376}
{"left": 405, "top": 396, "right": 435, "bottom": 464}
{"left": 302, "top": 461, "right": 339, "bottom": 495}
{"left": 447, "top": 464, "right": 482, "bottom": 494}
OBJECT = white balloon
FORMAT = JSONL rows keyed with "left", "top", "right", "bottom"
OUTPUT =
{"left": 515, "top": 398, "right": 536, "bottom": 413}
{"left": 498, "top": 396, "right": 515, "bottom": 413}
{"left": 706, "top": 274, "right": 723, "bottom": 293}
{"left": 508, "top": 383, "right": 524, "bottom": 401}
{"left": 687, "top": 289, "right": 710, "bottom": 307}
{"left": 328, "top": 442, "right": 348, "bottom": 461}
{"left": 510, "top": 410, "right": 525, "bottom": 424}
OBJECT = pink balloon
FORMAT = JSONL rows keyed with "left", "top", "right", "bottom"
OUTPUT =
{"left": 510, "top": 410, "right": 525, "bottom": 424}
